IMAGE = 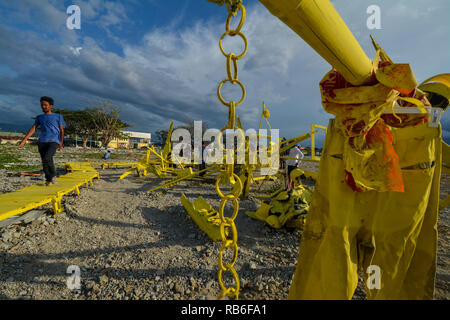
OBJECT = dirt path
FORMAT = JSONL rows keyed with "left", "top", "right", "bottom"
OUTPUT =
{"left": 0, "top": 169, "right": 303, "bottom": 300}
{"left": 0, "top": 165, "right": 448, "bottom": 300}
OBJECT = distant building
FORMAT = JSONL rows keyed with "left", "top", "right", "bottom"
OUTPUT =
{"left": 107, "top": 131, "right": 151, "bottom": 149}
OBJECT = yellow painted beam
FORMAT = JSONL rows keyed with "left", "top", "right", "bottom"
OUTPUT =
{"left": 310, "top": 124, "right": 327, "bottom": 161}
{"left": 0, "top": 171, "right": 99, "bottom": 221}
{"left": 258, "top": 0, "right": 373, "bottom": 85}
{"left": 180, "top": 193, "right": 224, "bottom": 242}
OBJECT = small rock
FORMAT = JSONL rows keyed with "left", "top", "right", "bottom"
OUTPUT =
{"left": 2, "top": 231, "right": 12, "bottom": 241}
{"left": 57, "top": 212, "right": 67, "bottom": 219}
{"left": 99, "top": 275, "right": 108, "bottom": 284}
{"left": 175, "top": 283, "right": 184, "bottom": 294}
{"left": 31, "top": 220, "right": 42, "bottom": 226}
{"left": 86, "top": 281, "right": 95, "bottom": 290}
{"left": 125, "top": 286, "right": 134, "bottom": 294}
{"left": 92, "top": 284, "right": 100, "bottom": 294}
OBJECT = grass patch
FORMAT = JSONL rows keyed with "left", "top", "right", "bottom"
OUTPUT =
{"left": 0, "top": 148, "right": 41, "bottom": 171}
{"left": 82, "top": 153, "right": 104, "bottom": 159}
{"left": 0, "top": 149, "right": 16, "bottom": 163}
{"left": 0, "top": 148, "right": 23, "bottom": 169}
{"left": 5, "top": 164, "right": 41, "bottom": 171}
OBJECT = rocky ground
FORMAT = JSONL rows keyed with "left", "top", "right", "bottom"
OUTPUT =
{"left": 0, "top": 149, "right": 448, "bottom": 300}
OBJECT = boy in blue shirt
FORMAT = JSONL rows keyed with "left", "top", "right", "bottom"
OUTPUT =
{"left": 19, "top": 96, "right": 65, "bottom": 185}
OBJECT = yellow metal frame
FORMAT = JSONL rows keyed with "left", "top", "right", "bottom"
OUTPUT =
{"left": 64, "top": 161, "right": 138, "bottom": 171}
{"left": 180, "top": 193, "right": 224, "bottom": 242}
{"left": 310, "top": 124, "right": 327, "bottom": 161}
{"left": 0, "top": 170, "right": 100, "bottom": 221}
{"left": 147, "top": 165, "right": 220, "bottom": 193}
{"left": 258, "top": 0, "right": 373, "bottom": 85}
{"left": 119, "top": 121, "right": 199, "bottom": 180}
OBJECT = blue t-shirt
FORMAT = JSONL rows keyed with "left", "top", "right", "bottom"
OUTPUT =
{"left": 34, "top": 113, "right": 65, "bottom": 144}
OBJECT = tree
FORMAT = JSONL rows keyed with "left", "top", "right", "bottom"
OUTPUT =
{"left": 154, "top": 129, "right": 169, "bottom": 147}
{"left": 89, "top": 100, "right": 130, "bottom": 148}
{"left": 54, "top": 108, "right": 98, "bottom": 148}
{"left": 175, "top": 118, "right": 209, "bottom": 144}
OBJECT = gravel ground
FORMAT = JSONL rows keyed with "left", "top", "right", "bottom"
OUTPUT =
{"left": 0, "top": 159, "right": 448, "bottom": 300}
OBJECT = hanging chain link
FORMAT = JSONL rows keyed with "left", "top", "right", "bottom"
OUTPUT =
{"left": 215, "top": 2, "right": 247, "bottom": 300}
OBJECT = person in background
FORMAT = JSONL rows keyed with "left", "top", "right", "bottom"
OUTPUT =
{"left": 280, "top": 137, "right": 287, "bottom": 169}
{"left": 204, "top": 140, "right": 217, "bottom": 165}
{"left": 199, "top": 141, "right": 208, "bottom": 176}
{"left": 19, "top": 96, "right": 65, "bottom": 186}
{"left": 104, "top": 149, "right": 111, "bottom": 160}
{"left": 286, "top": 145, "right": 304, "bottom": 191}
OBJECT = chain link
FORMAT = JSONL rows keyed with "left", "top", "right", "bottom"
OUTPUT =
{"left": 215, "top": 2, "right": 247, "bottom": 300}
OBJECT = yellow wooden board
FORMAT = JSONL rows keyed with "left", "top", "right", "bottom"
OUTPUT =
{"left": 0, "top": 171, "right": 99, "bottom": 221}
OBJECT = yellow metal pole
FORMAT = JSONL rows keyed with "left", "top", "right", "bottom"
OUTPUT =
{"left": 310, "top": 124, "right": 316, "bottom": 161}
{"left": 258, "top": 0, "right": 373, "bottom": 85}
{"left": 310, "top": 124, "right": 327, "bottom": 161}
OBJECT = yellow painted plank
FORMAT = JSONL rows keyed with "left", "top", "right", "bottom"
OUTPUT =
{"left": 0, "top": 171, "right": 99, "bottom": 221}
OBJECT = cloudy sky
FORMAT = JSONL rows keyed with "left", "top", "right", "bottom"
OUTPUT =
{"left": 0, "top": 0, "right": 449, "bottom": 145}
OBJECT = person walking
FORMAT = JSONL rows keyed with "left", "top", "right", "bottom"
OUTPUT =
{"left": 280, "top": 137, "right": 287, "bottom": 169}
{"left": 19, "top": 96, "right": 65, "bottom": 185}
{"left": 286, "top": 145, "right": 304, "bottom": 191}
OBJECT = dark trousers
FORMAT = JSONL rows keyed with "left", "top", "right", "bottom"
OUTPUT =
{"left": 38, "top": 142, "right": 58, "bottom": 182}
{"left": 199, "top": 162, "right": 206, "bottom": 176}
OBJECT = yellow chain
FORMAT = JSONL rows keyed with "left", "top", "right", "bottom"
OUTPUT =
{"left": 207, "top": 0, "right": 243, "bottom": 15}
{"left": 215, "top": 2, "right": 246, "bottom": 300}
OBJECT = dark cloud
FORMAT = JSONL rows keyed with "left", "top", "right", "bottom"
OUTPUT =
{"left": 0, "top": 0, "right": 448, "bottom": 145}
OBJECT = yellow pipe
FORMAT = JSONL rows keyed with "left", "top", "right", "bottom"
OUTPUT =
{"left": 310, "top": 124, "right": 327, "bottom": 161}
{"left": 258, "top": 0, "right": 373, "bottom": 85}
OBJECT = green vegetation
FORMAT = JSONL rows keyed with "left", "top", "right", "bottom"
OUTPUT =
{"left": 0, "top": 143, "right": 147, "bottom": 172}
{"left": 0, "top": 148, "right": 40, "bottom": 171}
{"left": 0, "top": 148, "right": 16, "bottom": 165}
{"left": 4, "top": 164, "right": 41, "bottom": 171}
